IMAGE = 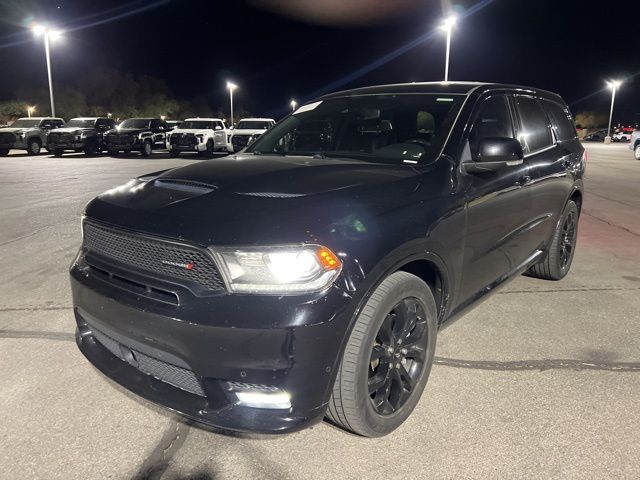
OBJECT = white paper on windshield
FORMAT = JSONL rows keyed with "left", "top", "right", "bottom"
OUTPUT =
{"left": 294, "top": 101, "right": 322, "bottom": 115}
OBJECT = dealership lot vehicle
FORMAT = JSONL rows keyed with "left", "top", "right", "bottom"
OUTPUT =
{"left": 70, "top": 82, "right": 584, "bottom": 437}
{"left": 48, "top": 117, "right": 117, "bottom": 156}
{"left": 167, "top": 118, "right": 231, "bottom": 156}
{"left": 583, "top": 129, "right": 607, "bottom": 142}
{"left": 613, "top": 131, "right": 632, "bottom": 142}
{"left": 0, "top": 117, "right": 65, "bottom": 155}
{"left": 629, "top": 130, "right": 640, "bottom": 159}
{"left": 230, "top": 117, "right": 275, "bottom": 151}
{"left": 105, "top": 118, "right": 169, "bottom": 156}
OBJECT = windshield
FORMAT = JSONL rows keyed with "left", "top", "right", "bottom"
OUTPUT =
{"left": 10, "top": 119, "right": 41, "bottom": 128}
{"left": 180, "top": 121, "right": 215, "bottom": 130}
{"left": 237, "top": 121, "right": 271, "bottom": 130}
{"left": 66, "top": 119, "right": 96, "bottom": 128}
{"left": 119, "top": 119, "right": 151, "bottom": 129}
{"left": 246, "top": 94, "right": 464, "bottom": 164}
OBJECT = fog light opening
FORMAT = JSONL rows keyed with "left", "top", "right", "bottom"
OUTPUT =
{"left": 226, "top": 382, "right": 292, "bottom": 410}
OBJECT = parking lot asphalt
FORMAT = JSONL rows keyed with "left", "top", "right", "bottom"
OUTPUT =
{"left": 1, "top": 144, "right": 639, "bottom": 479}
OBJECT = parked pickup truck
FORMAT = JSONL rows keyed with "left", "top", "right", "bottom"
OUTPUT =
{"left": 48, "top": 117, "right": 117, "bottom": 156}
{"left": 104, "top": 118, "right": 169, "bottom": 157}
{"left": 0, "top": 117, "right": 65, "bottom": 156}
{"left": 230, "top": 118, "right": 275, "bottom": 152}
{"left": 167, "top": 118, "right": 231, "bottom": 157}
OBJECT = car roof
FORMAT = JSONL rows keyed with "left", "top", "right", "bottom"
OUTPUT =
{"left": 184, "top": 118, "right": 224, "bottom": 122}
{"left": 18, "top": 117, "right": 64, "bottom": 121}
{"left": 238, "top": 118, "right": 275, "bottom": 122}
{"left": 69, "top": 117, "right": 103, "bottom": 121}
{"left": 320, "top": 81, "right": 565, "bottom": 103}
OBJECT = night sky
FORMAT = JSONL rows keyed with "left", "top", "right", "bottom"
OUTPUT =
{"left": 0, "top": 0, "right": 638, "bottom": 122}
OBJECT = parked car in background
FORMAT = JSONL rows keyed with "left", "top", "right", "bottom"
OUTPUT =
{"left": 72, "top": 82, "right": 584, "bottom": 437}
{"left": 629, "top": 130, "right": 640, "bottom": 160}
{"left": 48, "top": 117, "right": 117, "bottom": 156}
{"left": 583, "top": 129, "right": 608, "bottom": 142}
{"left": 613, "top": 130, "right": 632, "bottom": 142}
{"left": 104, "top": 118, "right": 169, "bottom": 156}
{"left": 230, "top": 117, "right": 275, "bottom": 152}
{"left": 166, "top": 120, "right": 182, "bottom": 131}
{"left": 167, "top": 118, "right": 231, "bottom": 157}
{"left": 0, "top": 117, "right": 65, "bottom": 156}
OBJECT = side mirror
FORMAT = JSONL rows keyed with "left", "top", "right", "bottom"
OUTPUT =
{"left": 463, "top": 137, "right": 524, "bottom": 173}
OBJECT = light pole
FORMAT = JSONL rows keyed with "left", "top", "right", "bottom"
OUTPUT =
{"left": 226, "top": 81, "right": 238, "bottom": 127}
{"left": 27, "top": 106, "right": 36, "bottom": 118}
{"left": 290, "top": 99, "right": 297, "bottom": 111}
{"left": 32, "top": 25, "right": 62, "bottom": 117}
{"left": 439, "top": 15, "right": 457, "bottom": 83}
{"left": 605, "top": 80, "right": 622, "bottom": 144}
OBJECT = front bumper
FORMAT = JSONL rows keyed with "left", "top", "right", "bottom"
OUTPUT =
{"left": 49, "top": 141, "right": 84, "bottom": 150}
{"left": 70, "top": 258, "right": 353, "bottom": 433}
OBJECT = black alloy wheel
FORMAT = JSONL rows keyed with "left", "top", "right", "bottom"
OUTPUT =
{"left": 559, "top": 209, "right": 577, "bottom": 270}
{"left": 368, "top": 298, "right": 429, "bottom": 415}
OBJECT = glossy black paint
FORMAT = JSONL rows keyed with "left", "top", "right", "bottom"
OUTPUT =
{"left": 71, "top": 82, "right": 584, "bottom": 433}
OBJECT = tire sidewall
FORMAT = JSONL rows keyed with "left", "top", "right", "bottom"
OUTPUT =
{"left": 142, "top": 141, "right": 152, "bottom": 157}
{"left": 352, "top": 274, "right": 437, "bottom": 436}
{"left": 554, "top": 200, "right": 579, "bottom": 278}
{"left": 634, "top": 145, "right": 640, "bottom": 160}
{"left": 29, "top": 139, "right": 41, "bottom": 154}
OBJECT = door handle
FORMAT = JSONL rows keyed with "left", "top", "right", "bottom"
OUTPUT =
{"left": 517, "top": 175, "right": 531, "bottom": 186}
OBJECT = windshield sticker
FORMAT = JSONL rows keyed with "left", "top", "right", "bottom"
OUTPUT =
{"left": 294, "top": 101, "right": 323, "bottom": 115}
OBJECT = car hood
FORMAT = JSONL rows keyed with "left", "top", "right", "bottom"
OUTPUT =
{"left": 108, "top": 128, "right": 149, "bottom": 135}
{"left": 231, "top": 129, "right": 266, "bottom": 136}
{"left": 0, "top": 128, "right": 29, "bottom": 134}
{"left": 85, "top": 153, "right": 433, "bottom": 246}
{"left": 171, "top": 129, "right": 213, "bottom": 135}
{"left": 52, "top": 127, "right": 93, "bottom": 134}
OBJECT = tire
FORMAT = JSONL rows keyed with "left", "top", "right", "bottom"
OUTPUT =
{"left": 200, "top": 140, "right": 214, "bottom": 157}
{"left": 0, "top": 149, "right": 10, "bottom": 156}
{"left": 169, "top": 148, "right": 180, "bottom": 158}
{"left": 326, "top": 271, "right": 438, "bottom": 437}
{"left": 141, "top": 141, "right": 152, "bottom": 157}
{"left": 634, "top": 144, "right": 640, "bottom": 160}
{"left": 108, "top": 150, "right": 119, "bottom": 157}
{"left": 52, "top": 149, "right": 64, "bottom": 157}
{"left": 27, "top": 138, "right": 41, "bottom": 155}
{"left": 527, "top": 200, "right": 579, "bottom": 280}
{"left": 84, "top": 140, "right": 98, "bottom": 155}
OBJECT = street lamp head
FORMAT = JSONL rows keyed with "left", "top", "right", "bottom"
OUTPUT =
{"left": 32, "top": 24, "right": 46, "bottom": 36}
{"left": 290, "top": 99, "right": 297, "bottom": 110}
{"left": 226, "top": 81, "right": 238, "bottom": 91}
{"left": 440, "top": 14, "right": 457, "bottom": 32}
{"left": 31, "top": 24, "right": 63, "bottom": 39}
{"left": 48, "top": 30, "right": 63, "bottom": 40}
{"left": 607, "top": 80, "right": 623, "bottom": 90}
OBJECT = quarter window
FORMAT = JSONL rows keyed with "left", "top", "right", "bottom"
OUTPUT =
{"left": 542, "top": 100, "right": 577, "bottom": 141}
{"left": 515, "top": 97, "right": 553, "bottom": 152}
{"left": 469, "top": 96, "right": 514, "bottom": 159}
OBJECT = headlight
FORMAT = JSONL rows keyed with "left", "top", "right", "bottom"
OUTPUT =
{"left": 211, "top": 245, "right": 342, "bottom": 294}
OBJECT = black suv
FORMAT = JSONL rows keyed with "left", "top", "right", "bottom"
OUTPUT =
{"left": 71, "top": 83, "right": 584, "bottom": 437}
{"left": 48, "top": 117, "right": 117, "bottom": 156}
{"left": 104, "top": 118, "right": 169, "bottom": 156}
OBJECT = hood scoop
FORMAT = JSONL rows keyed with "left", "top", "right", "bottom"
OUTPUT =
{"left": 153, "top": 178, "right": 218, "bottom": 194}
{"left": 237, "top": 191, "right": 307, "bottom": 199}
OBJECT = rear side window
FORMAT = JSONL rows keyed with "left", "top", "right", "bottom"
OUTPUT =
{"left": 542, "top": 100, "right": 577, "bottom": 141}
{"left": 515, "top": 96, "right": 553, "bottom": 152}
{"left": 468, "top": 95, "right": 514, "bottom": 159}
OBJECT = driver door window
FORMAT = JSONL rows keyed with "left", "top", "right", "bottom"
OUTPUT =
{"left": 468, "top": 96, "right": 515, "bottom": 160}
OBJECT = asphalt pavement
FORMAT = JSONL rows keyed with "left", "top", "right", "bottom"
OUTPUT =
{"left": 0, "top": 144, "right": 638, "bottom": 479}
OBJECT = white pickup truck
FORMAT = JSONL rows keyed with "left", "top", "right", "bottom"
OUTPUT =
{"left": 230, "top": 118, "right": 275, "bottom": 152}
{"left": 166, "top": 118, "right": 231, "bottom": 157}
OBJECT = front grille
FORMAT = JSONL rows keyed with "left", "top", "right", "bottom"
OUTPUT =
{"left": 83, "top": 221, "right": 225, "bottom": 292}
{"left": 49, "top": 132, "right": 73, "bottom": 143}
{"left": 231, "top": 135, "right": 250, "bottom": 149}
{"left": 170, "top": 133, "right": 197, "bottom": 146}
{"left": 90, "top": 324, "right": 206, "bottom": 397}
{"left": 108, "top": 134, "right": 133, "bottom": 145}
{"left": 0, "top": 132, "right": 16, "bottom": 144}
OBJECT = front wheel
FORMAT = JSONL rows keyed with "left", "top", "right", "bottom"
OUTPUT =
{"left": 84, "top": 140, "right": 98, "bottom": 155}
{"left": 27, "top": 138, "right": 41, "bottom": 155}
{"left": 141, "top": 141, "right": 152, "bottom": 157}
{"left": 634, "top": 144, "right": 640, "bottom": 160}
{"left": 326, "top": 271, "right": 437, "bottom": 437}
{"left": 527, "top": 200, "right": 579, "bottom": 280}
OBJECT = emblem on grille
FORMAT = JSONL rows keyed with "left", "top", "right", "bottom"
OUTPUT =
{"left": 161, "top": 260, "right": 195, "bottom": 270}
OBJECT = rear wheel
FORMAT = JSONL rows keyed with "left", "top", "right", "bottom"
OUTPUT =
{"left": 27, "top": 138, "right": 41, "bottom": 155}
{"left": 527, "top": 200, "right": 579, "bottom": 280}
{"left": 326, "top": 271, "right": 437, "bottom": 437}
{"left": 0, "top": 149, "right": 9, "bottom": 156}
